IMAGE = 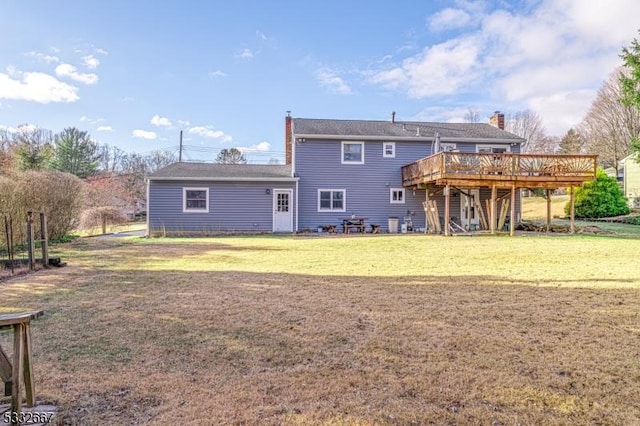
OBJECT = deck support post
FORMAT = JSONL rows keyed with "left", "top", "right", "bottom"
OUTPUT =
{"left": 569, "top": 185, "right": 575, "bottom": 234}
{"left": 444, "top": 184, "right": 450, "bottom": 236}
{"left": 510, "top": 184, "right": 516, "bottom": 236}
{"left": 490, "top": 185, "right": 497, "bottom": 234}
{"left": 546, "top": 188, "right": 551, "bottom": 233}
{"left": 424, "top": 188, "right": 429, "bottom": 234}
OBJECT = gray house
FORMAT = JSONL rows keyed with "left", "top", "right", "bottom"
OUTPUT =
{"left": 147, "top": 112, "right": 597, "bottom": 235}
{"left": 147, "top": 163, "right": 297, "bottom": 234}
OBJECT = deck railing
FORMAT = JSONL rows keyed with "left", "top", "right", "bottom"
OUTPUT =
{"left": 401, "top": 152, "right": 598, "bottom": 186}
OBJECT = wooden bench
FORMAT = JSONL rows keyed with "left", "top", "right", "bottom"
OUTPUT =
{"left": 0, "top": 310, "right": 43, "bottom": 425}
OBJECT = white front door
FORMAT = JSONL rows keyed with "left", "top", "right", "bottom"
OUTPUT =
{"left": 273, "top": 189, "right": 293, "bottom": 232}
{"left": 460, "top": 189, "right": 480, "bottom": 230}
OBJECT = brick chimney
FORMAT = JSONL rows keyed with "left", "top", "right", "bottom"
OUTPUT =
{"left": 285, "top": 111, "right": 292, "bottom": 165}
{"left": 489, "top": 111, "right": 505, "bottom": 130}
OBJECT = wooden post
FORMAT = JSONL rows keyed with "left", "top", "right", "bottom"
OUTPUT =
{"left": 465, "top": 190, "right": 471, "bottom": 230}
{"left": 546, "top": 188, "right": 551, "bottom": 233}
{"left": 26, "top": 212, "right": 35, "bottom": 271}
{"left": 444, "top": 184, "right": 450, "bottom": 236}
{"left": 510, "top": 185, "right": 516, "bottom": 236}
{"left": 490, "top": 185, "right": 497, "bottom": 234}
{"left": 23, "top": 323, "right": 35, "bottom": 407}
{"left": 424, "top": 188, "right": 429, "bottom": 234}
{"left": 12, "top": 323, "right": 24, "bottom": 419}
{"left": 569, "top": 185, "right": 575, "bottom": 234}
{"left": 40, "top": 213, "right": 48, "bottom": 267}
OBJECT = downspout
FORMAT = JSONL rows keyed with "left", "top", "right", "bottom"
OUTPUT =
{"left": 292, "top": 120, "right": 299, "bottom": 232}
{"left": 145, "top": 178, "right": 150, "bottom": 237}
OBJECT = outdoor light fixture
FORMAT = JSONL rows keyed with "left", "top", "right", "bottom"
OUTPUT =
{"left": 265, "top": 188, "right": 271, "bottom": 195}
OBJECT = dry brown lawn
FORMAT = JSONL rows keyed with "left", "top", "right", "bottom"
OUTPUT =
{"left": 1, "top": 234, "right": 639, "bottom": 425}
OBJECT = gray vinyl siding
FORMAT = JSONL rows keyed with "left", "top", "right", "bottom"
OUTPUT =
{"left": 148, "top": 180, "right": 296, "bottom": 233}
{"left": 295, "top": 139, "right": 520, "bottom": 232}
{"left": 295, "top": 139, "right": 430, "bottom": 231}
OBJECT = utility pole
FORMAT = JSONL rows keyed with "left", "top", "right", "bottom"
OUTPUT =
{"left": 179, "top": 130, "right": 183, "bottom": 162}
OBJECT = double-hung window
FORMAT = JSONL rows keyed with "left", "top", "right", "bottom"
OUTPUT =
{"left": 390, "top": 188, "right": 405, "bottom": 204}
{"left": 183, "top": 187, "right": 209, "bottom": 213}
{"left": 342, "top": 141, "right": 364, "bottom": 164}
{"left": 318, "top": 189, "right": 345, "bottom": 212}
{"left": 383, "top": 142, "right": 395, "bottom": 158}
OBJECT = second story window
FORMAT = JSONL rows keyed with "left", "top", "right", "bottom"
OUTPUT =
{"left": 342, "top": 141, "right": 364, "bottom": 164}
{"left": 383, "top": 142, "right": 395, "bottom": 158}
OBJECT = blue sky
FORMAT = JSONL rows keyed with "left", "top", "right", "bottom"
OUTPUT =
{"left": 1, "top": 0, "right": 639, "bottom": 163}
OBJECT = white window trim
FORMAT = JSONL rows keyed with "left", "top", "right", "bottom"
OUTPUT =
{"left": 183, "top": 187, "right": 209, "bottom": 213}
{"left": 390, "top": 188, "right": 405, "bottom": 204}
{"left": 383, "top": 142, "right": 396, "bottom": 158}
{"left": 341, "top": 141, "right": 365, "bottom": 164}
{"left": 317, "top": 188, "right": 346, "bottom": 212}
{"left": 476, "top": 144, "right": 511, "bottom": 153}
{"left": 440, "top": 142, "right": 457, "bottom": 152}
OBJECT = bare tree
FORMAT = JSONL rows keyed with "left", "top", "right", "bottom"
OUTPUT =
{"left": 504, "top": 110, "right": 547, "bottom": 153}
{"left": 463, "top": 107, "right": 481, "bottom": 123}
{"left": 10, "top": 125, "right": 55, "bottom": 171}
{"left": 96, "top": 143, "right": 127, "bottom": 173}
{"left": 216, "top": 148, "right": 247, "bottom": 164}
{"left": 579, "top": 67, "right": 640, "bottom": 174}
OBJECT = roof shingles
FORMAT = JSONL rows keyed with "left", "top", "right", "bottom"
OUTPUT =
{"left": 292, "top": 118, "right": 524, "bottom": 141}
{"left": 149, "top": 162, "right": 293, "bottom": 180}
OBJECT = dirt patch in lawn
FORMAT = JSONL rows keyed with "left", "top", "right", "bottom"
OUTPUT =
{"left": 1, "top": 237, "right": 639, "bottom": 425}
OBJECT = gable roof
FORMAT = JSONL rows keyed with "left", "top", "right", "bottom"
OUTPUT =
{"left": 292, "top": 118, "right": 525, "bottom": 143}
{"left": 148, "top": 162, "right": 296, "bottom": 181}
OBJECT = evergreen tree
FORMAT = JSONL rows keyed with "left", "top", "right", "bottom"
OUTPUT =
{"left": 565, "top": 169, "right": 630, "bottom": 218}
{"left": 51, "top": 127, "right": 99, "bottom": 178}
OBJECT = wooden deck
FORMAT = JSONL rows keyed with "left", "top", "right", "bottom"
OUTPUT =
{"left": 402, "top": 152, "right": 598, "bottom": 188}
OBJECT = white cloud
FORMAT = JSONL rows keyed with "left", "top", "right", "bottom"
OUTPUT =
{"left": 55, "top": 63, "right": 98, "bottom": 85}
{"left": 208, "top": 70, "right": 227, "bottom": 78}
{"left": 256, "top": 30, "right": 268, "bottom": 41}
{"left": 366, "top": 0, "right": 640, "bottom": 135}
{"left": 96, "top": 126, "right": 114, "bottom": 132}
{"left": 132, "top": 129, "right": 157, "bottom": 140}
{"left": 316, "top": 68, "right": 352, "bottom": 95}
{"left": 238, "top": 142, "right": 271, "bottom": 152}
{"left": 428, "top": 8, "right": 472, "bottom": 31}
{"left": 236, "top": 49, "right": 254, "bottom": 60}
{"left": 177, "top": 119, "right": 191, "bottom": 127}
{"left": 370, "top": 36, "right": 481, "bottom": 98}
{"left": 24, "top": 51, "right": 60, "bottom": 64}
{"left": 0, "top": 70, "right": 79, "bottom": 103}
{"left": 150, "top": 114, "right": 172, "bottom": 127}
{"left": 188, "top": 125, "right": 232, "bottom": 142}
{"left": 96, "top": 48, "right": 109, "bottom": 56}
{"left": 82, "top": 55, "right": 100, "bottom": 69}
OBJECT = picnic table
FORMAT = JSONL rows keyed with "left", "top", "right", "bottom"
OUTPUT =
{"left": 340, "top": 217, "right": 368, "bottom": 234}
{"left": 0, "top": 310, "right": 43, "bottom": 425}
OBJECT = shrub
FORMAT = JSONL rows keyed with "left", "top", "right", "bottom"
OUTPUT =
{"left": 565, "top": 169, "right": 630, "bottom": 218}
{"left": 80, "top": 206, "right": 127, "bottom": 234}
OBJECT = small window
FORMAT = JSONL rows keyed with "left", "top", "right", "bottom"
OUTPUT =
{"left": 342, "top": 141, "right": 364, "bottom": 164}
{"left": 318, "top": 189, "right": 346, "bottom": 212}
{"left": 183, "top": 187, "right": 209, "bottom": 213}
{"left": 477, "top": 145, "right": 510, "bottom": 153}
{"left": 390, "top": 188, "right": 405, "bottom": 204}
{"left": 383, "top": 142, "right": 395, "bottom": 158}
{"left": 440, "top": 143, "right": 457, "bottom": 152}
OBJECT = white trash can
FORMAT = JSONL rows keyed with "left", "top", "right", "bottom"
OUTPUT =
{"left": 400, "top": 223, "right": 408, "bottom": 233}
{"left": 388, "top": 217, "right": 399, "bottom": 233}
